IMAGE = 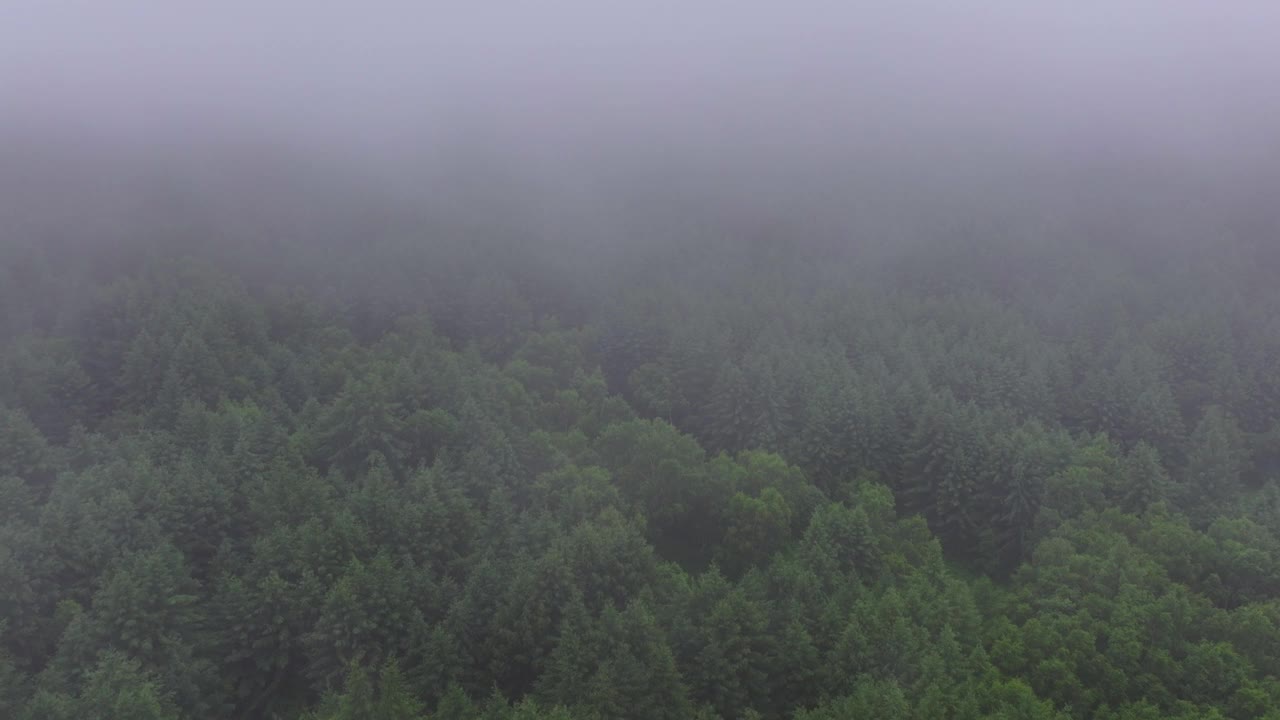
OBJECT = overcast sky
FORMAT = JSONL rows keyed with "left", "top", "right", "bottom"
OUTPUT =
{"left": 2, "top": 0, "right": 1279, "bottom": 234}
{"left": 2, "top": 3, "right": 1276, "bottom": 146}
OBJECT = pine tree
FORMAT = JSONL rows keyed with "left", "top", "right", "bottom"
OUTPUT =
{"left": 1184, "top": 407, "right": 1247, "bottom": 521}
{"left": 1120, "top": 442, "right": 1171, "bottom": 513}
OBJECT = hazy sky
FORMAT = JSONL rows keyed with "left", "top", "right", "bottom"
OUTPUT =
{"left": 2, "top": 0, "right": 1279, "bottom": 265}
{"left": 4, "top": 2, "right": 1278, "bottom": 159}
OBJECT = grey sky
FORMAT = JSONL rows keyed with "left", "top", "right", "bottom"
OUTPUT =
{"left": 4, "top": 2, "right": 1277, "bottom": 152}
{"left": 2, "top": 0, "right": 1279, "bottom": 249}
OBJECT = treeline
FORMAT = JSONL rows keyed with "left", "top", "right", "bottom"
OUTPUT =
{"left": 2, "top": 226, "right": 1280, "bottom": 719}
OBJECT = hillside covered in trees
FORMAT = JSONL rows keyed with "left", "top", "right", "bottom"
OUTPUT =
{"left": 3, "top": 170, "right": 1280, "bottom": 720}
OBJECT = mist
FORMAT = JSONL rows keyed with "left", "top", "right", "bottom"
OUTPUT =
{"left": 5, "top": 1, "right": 1280, "bottom": 253}
{"left": 8, "top": 4, "right": 1280, "bottom": 718}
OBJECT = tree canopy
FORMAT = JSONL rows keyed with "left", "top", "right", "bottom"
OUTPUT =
{"left": 3, "top": 225, "right": 1280, "bottom": 719}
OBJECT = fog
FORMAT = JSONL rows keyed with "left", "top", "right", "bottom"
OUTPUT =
{"left": 8, "top": 10, "right": 1280, "bottom": 716}
{"left": 3, "top": 1, "right": 1280, "bottom": 265}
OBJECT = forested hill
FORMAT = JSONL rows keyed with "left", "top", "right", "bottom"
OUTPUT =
{"left": 4, "top": 170, "right": 1280, "bottom": 720}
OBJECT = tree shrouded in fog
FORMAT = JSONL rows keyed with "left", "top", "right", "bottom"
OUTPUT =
{"left": 4, "top": 1, "right": 1280, "bottom": 719}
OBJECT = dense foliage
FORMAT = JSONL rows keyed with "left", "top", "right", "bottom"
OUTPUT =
{"left": 3, "top": 222, "right": 1280, "bottom": 719}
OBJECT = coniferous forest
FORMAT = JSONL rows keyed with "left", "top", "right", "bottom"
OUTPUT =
{"left": 6, "top": 5, "right": 1280, "bottom": 720}
{"left": 3, "top": 152, "right": 1280, "bottom": 720}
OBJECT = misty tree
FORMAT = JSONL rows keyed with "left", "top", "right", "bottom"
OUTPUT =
{"left": 5, "top": 8, "right": 1280, "bottom": 717}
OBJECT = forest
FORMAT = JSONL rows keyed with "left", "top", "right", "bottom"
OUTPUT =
{"left": 3, "top": 162, "right": 1280, "bottom": 720}
{"left": 5, "top": 4, "right": 1280, "bottom": 718}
